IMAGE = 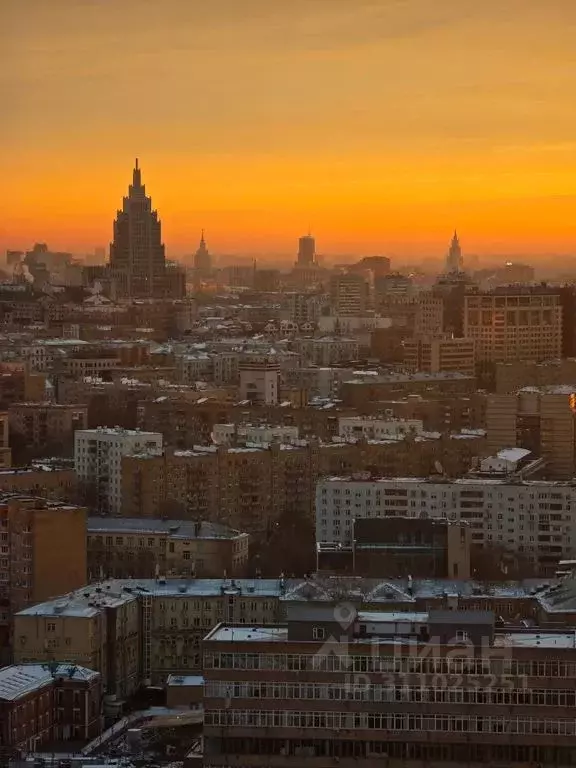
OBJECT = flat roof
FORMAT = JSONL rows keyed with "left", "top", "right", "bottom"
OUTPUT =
{"left": 205, "top": 625, "right": 288, "bottom": 643}
{"left": 496, "top": 632, "right": 576, "bottom": 649}
{"left": 87, "top": 517, "right": 243, "bottom": 540}
{"left": 166, "top": 675, "right": 204, "bottom": 687}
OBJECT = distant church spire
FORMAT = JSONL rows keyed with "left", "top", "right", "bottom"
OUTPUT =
{"left": 194, "top": 229, "right": 212, "bottom": 275}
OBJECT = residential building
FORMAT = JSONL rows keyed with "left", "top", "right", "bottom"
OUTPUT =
{"left": 414, "top": 291, "right": 444, "bottom": 336}
{"left": 0, "top": 495, "right": 87, "bottom": 656}
{"left": 315, "top": 457, "right": 572, "bottom": 575}
{"left": 464, "top": 287, "right": 562, "bottom": 363}
{"left": 403, "top": 336, "right": 476, "bottom": 376}
{"left": 486, "top": 387, "right": 576, "bottom": 479}
{"left": 0, "top": 465, "right": 76, "bottom": 501}
{"left": 87, "top": 518, "right": 249, "bottom": 580}
{"left": 329, "top": 273, "right": 369, "bottom": 315}
{"left": 317, "top": 516, "right": 471, "bottom": 579}
{"left": 74, "top": 427, "right": 163, "bottom": 514}
{"left": 8, "top": 402, "right": 88, "bottom": 460}
{"left": 211, "top": 423, "right": 299, "bottom": 446}
{"left": 203, "top": 606, "right": 576, "bottom": 767}
{"left": 121, "top": 432, "right": 487, "bottom": 534}
{"left": 0, "top": 664, "right": 102, "bottom": 752}
{"left": 495, "top": 358, "right": 576, "bottom": 394}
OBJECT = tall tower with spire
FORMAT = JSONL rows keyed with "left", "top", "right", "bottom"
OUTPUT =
{"left": 194, "top": 230, "right": 212, "bottom": 276}
{"left": 445, "top": 231, "right": 464, "bottom": 273}
{"left": 297, "top": 233, "right": 316, "bottom": 267}
{"left": 109, "top": 159, "right": 167, "bottom": 297}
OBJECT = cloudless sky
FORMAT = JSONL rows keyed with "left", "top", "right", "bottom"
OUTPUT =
{"left": 1, "top": 0, "right": 576, "bottom": 260}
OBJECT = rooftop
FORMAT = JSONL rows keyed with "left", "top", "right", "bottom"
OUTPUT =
{"left": 0, "top": 664, "right": 98, "bottom": 702}
{"left": 87, "top": 517, "right": 244, "bottom": 540}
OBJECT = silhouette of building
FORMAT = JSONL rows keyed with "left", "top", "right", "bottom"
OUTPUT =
{"left": 109, "top": 159, "right": 167, "bottom": 297}
{"left": 297, "top": 233, "right": 316, "bottom": 266}
{"left": 445, "top": 230, "right": 464, "bottom": 273}
{"left": 193, "top": 230, "right": 212, "bottom": 277}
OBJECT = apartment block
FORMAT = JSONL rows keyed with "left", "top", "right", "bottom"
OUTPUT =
{"left": 295, "top": 336, "right": 360, "bottom": 366}
{"left": 211, "top": 423, "right": 299, "bottom": 446}
{"left": 0, "top": 664, "right": 102, "bottom": 752}
{"left": 414, "top": 291, "right": 444, "bottom": 336}
{"left": 337, "top": 416, "right": 423, "bottom": 440}
{"left": 203, "top": 606, "right": 576, "bottom": 768}
{"left": 0, "top": 495, "right": 86, "bottom": 656}
{"left": 487, "top": 387, "right": 576, "bottom": 478}
{"left": 329, "top": 273, "right": 369, "bottom": 315}
{"left": 87, "top": 518, "right": 250, "bottom": 580}
{"left": 464, "top": 288, "right": 562, "bottom": 363}
{"left": 316, "top": 463, "right": 572, "bottom": 575}
{"left": 74, "top": 427, "right": 163, "bottom": 514}
{"left": 0, "top": 465, "right": 76, "bottom": 501}
{"left": 495, "top": 359, "right": 576, "bottom": 394}
{"left": 8, "top": 402, "right": 88, "bottom": 460}
{"left": 403, "top": 336, "right": 476, "bottom": 376}
{"left": 121, "top": 433, "right": 487, "bottom": 534}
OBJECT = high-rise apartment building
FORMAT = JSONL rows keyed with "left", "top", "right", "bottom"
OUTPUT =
{"left": 109, "top": 159, "right": 167, "bottom": 298}
{"left": 464, "top": 288, "right": 562, "bottom": 363}
{"left": 316, "top": 462, "right": 571, "bottom": 574}
{"left": 74, "top": 427, "right": 163, "bottom": 514}
{"left": 329, "top": 273, "right": 369, "bottom": 315}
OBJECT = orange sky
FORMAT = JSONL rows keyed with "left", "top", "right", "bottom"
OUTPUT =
{"left": 1, "top": 0, "right": 576, "bottom": 261}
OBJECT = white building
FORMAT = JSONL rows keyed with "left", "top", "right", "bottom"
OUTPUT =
{"left": 212, "top": 423, "right": 299, "bottom": 446}
{"left": 316, "top": 470, "right": 574, "bottom": 573}
{"left": 239, "top": 358, "right": 280, "bottom": 405}
{"left": 338, "top": 417, "right": 424, "bottom": 441}
{"left": 75, "top": 427, "right": 163, "bottom": 514}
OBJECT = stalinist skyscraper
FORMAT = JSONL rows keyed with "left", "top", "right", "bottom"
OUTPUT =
{"left": 445, "top": 230, "right": 464, "bottom": 273}
{"left": 109, "top": 159, "right": 167, "bottom": 297}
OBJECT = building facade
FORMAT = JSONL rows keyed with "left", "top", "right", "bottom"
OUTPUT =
{"left": 74, "top": 427, "right": 163, "bottom": 514}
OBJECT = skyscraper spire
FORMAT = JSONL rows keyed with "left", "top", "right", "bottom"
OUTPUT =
{"left": 133, "top": 158, "right": 141, "bottom": 189}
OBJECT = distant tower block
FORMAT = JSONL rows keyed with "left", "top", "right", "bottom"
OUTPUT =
{"left": 446, "top": 231, "right": 464, "bottom": 273}
{"left": 297, "top": 233, "right": 316, "bottom": 267}
{"left": 194, "top": 230, "right": 212, "bottom": 276}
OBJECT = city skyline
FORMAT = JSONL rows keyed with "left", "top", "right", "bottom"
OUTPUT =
{"left": 2, "top": 0, "right": 576, "bottom": 258}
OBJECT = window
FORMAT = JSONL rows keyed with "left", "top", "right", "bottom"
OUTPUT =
{"left": 312, "top": 626, "right": 326, "bottom": 640}
{"left": 183, "top": 551, "right": 190, "bottom": 560}
{"left": 456, "top": 630, "right": 469, "bottom": 642}
{"left": 47, "top": 623, "right": 56, "bottom": 632}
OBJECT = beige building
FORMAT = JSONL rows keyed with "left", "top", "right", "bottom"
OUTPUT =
{"left": 464, "top": 288, "right": 562, "bottom": 363}
{"left": 0, "top": 465, "right": 76, "bottom": 500}
{"left": 0, "top": 495, "right": 86, "bottom": 657}
{"left": 239, "top": 358, "right": 280, "bottom": 405}
{"left": 329, "top": 273, "right": 369, "bottom": 315}
{"left": 495, "top": 359, "right": 576, "bottom": 394}
{"left": 14, "top": 578, "right": 284, "bottom": 686}
{"left": 0, "top": 410, "right": 11, "bottom": 468}
{"left": 414, "top": 291, "right": 444, "bottom": 336}
{"left": 403, "top": 336, "right": 476, "bottom": 376}
{"left": 487, "top": 387, "right": 576, "bottom": 478}
{"left": 87, "top": 518, "right": 250, "bottom": 580}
